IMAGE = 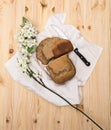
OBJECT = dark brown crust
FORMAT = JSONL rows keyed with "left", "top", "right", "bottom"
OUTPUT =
{"left": 52, "top": 39, "right": 73, "bottom": 58}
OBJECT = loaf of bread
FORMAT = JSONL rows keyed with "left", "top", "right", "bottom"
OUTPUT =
{"left": 36, "top": 37, "right": 73, "bottom": 65}
{"left": 46, "top": 55, "right": 76, "bottom": 84}
{"left": 36, "top": 37, "right": 76, "bottom": 84}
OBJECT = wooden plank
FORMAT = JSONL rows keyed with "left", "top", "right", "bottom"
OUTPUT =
{"left": 0, "top": 0, "right": 110, "bottom": 130}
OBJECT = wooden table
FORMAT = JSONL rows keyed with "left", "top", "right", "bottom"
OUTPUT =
{"left": 0, "top": 0, "right": 110, "bottom": 130}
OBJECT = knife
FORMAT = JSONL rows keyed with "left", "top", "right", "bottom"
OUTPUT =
{"left": 51, "top": 25, "right": 90, "bottom": 66}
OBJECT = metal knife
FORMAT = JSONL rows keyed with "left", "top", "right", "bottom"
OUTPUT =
{"left": 51, "top": 25, "right": 90, "bottom": 66}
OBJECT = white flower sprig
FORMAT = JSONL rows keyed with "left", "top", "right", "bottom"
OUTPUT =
{"left": 16, "top": 17, "right": 45, "bottom": 86}
{"left": 16, "top": 17, "right": 38, "bottom": 73}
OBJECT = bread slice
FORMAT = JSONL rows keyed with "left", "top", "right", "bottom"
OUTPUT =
{"left": 46, "top": 55, "right": 76, "bottom": 84}
{"left": 36, "top": 37, "right": 60, "bottom": 65}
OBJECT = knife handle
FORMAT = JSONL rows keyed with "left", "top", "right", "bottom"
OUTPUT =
{"left": 74, "top": 48, "right": 90, "bottom": 66}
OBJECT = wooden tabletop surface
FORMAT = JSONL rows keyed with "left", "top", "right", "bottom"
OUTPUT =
{"left": 0, "top": 0, "right": 110, "bottom": 130}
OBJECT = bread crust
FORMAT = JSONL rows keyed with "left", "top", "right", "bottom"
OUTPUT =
{"left": 52, "top": 39, "right": 73, "bottom": 58}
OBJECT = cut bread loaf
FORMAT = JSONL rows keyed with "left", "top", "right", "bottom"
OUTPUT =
{"left": 46, "top": 55, "right": 76, "bottom": 84}
{"left": 36, "top": 37, "right": 76, "bottom": 84}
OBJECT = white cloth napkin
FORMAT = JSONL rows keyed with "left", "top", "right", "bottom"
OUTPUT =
{"left": 5, "top": 13, "right": 103, "bottom": 106}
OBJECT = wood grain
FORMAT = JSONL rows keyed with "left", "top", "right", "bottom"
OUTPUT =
{"left": 0, "top": 0, "right": 110, "bottom": 130}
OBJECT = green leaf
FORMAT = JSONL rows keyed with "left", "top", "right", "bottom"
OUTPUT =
{"left": 27, "top": 46, "right": 35, "bottom": 53}
{"left": 20, "top": 17, "right": 29, "bottom": 27}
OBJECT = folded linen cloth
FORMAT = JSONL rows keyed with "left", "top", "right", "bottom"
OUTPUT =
{"left": 5, "top": 13, "right": 102, "bottom": 106}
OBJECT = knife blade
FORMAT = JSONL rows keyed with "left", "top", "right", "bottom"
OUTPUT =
{"left": 51, "top": 25, "right": 90, "bottom": 66}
